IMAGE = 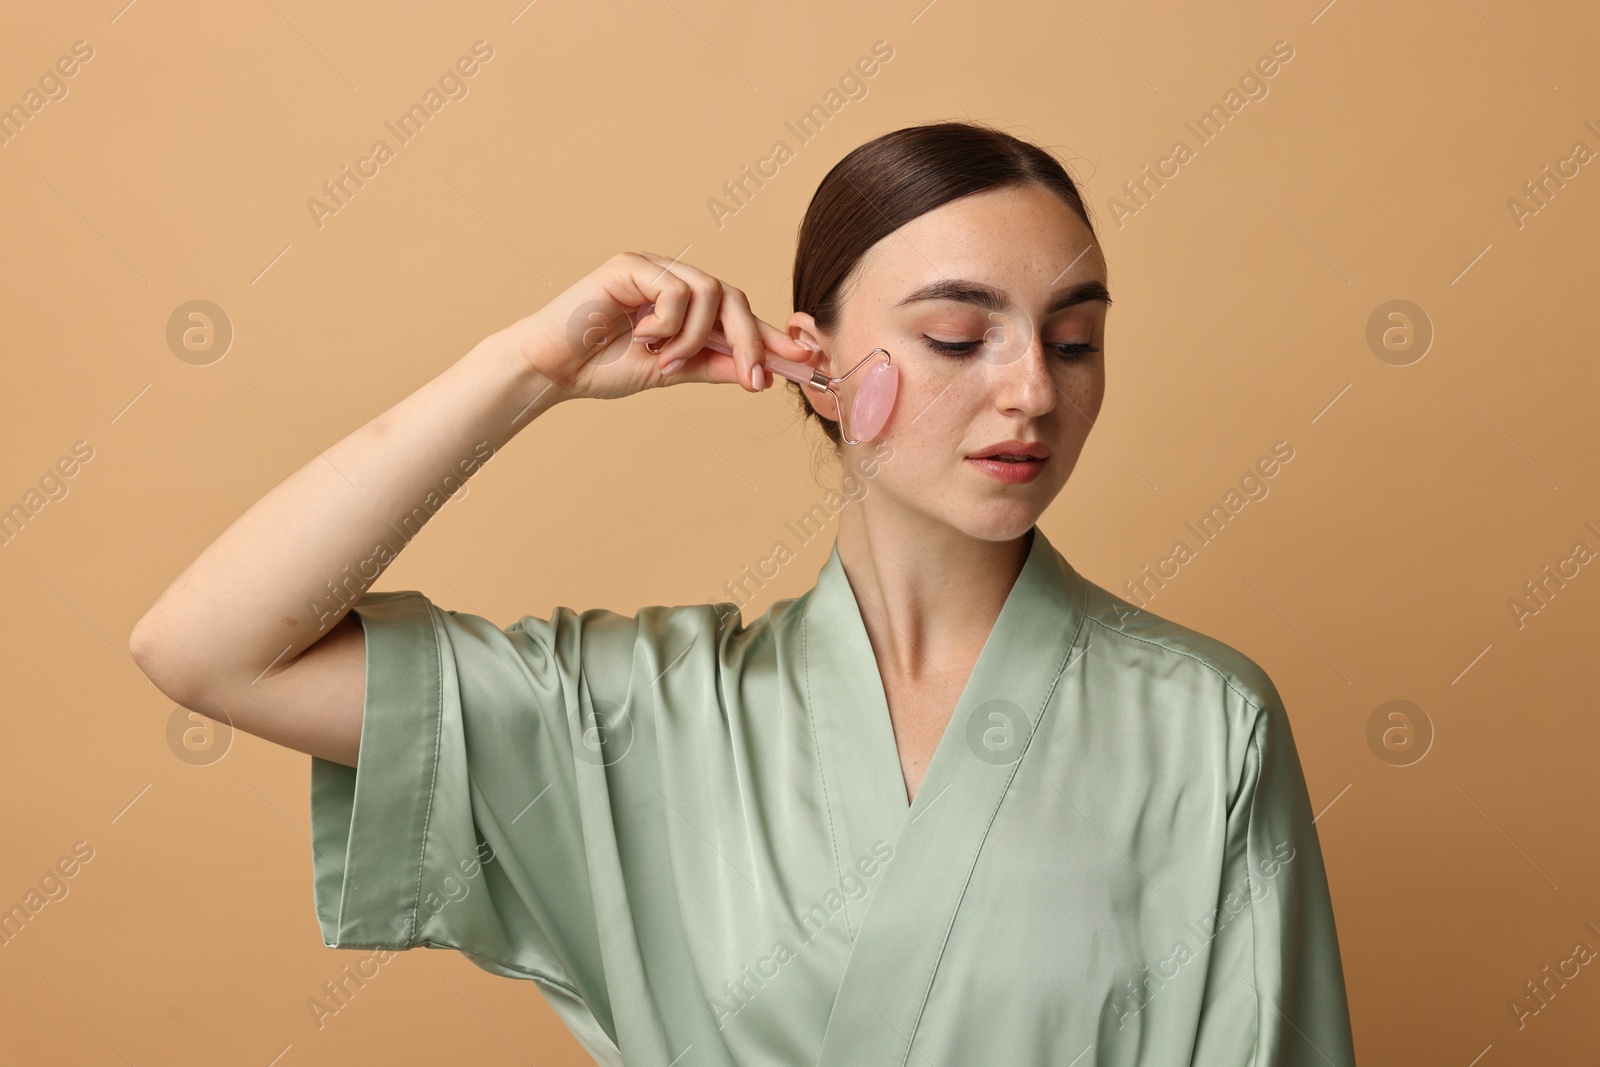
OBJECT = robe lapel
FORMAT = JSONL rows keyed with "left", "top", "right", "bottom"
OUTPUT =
{"left": 803, "top": 524, "right": 1091, "bottom": 1067}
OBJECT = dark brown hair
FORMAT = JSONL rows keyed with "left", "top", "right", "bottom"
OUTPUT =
{"left": 790, "top": 119, "right": 1100, "bottom": 446}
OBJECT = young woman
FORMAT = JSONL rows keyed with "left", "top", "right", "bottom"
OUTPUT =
{"left": 130, "top": 121, "right": 1356, "bottom": 1066}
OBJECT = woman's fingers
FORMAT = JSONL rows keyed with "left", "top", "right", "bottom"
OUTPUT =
{"left": 715, "top": 285, "right": 770, "bottom": 392}
{"left": 754, "top": 319, "right": 815, "bottom": 363}
{"left": 656, "top": 349, "right": 741, "bottom": 387}
{"left": 617, "top": 252, "right": 690, "bottom": 340}
{"left": 630, "top": 253, "right": 723, "bottom": 370}
{"left": 625, "top": 251, "right": 814, "bottom": 394}
{"left": 515, "top": 250, "right": 812, "bottom": 404}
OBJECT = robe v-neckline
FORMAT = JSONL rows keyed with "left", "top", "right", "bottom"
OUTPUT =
{"left": 822, "top": 526, "right": 1040, "bottom": 811}
{"left": 802, "top": 522, "right": 1087, "bottom": 923}
{"left": 799, "top": 523, "right": 1092, "bottom": 1065}
{"left": 806, "top": 527, "right": 1094, "bottom": 1067}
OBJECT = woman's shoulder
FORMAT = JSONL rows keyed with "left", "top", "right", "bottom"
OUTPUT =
{"left": 520, "top": 590, "right": 813, "bottom": 663}
{"left": 1073, "top": 577, "right": 1283, "bottom": 716}
{"left": 629, "top": 588, "right": 813, "bottom": 638}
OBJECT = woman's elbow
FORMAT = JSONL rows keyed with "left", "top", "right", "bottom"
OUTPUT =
{"left": 129, "top": 612, "right": 203, "bottom": 704}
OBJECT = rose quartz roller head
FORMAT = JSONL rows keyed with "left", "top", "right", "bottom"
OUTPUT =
{"left": 631, "top": 302, "right": 899, "bottom": 444}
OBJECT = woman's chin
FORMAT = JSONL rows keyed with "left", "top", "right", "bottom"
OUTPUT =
{"left": 946, "top": 502, "right": 1047, "bottom": 544}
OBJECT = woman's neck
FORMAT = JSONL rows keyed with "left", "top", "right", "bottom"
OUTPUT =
{"left": 833, "top": 501, "right": 1032, "bottom": 683}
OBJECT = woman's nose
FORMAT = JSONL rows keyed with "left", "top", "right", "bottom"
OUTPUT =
{"left": 991, "top": 340, "right": 1057, "bottom": 418}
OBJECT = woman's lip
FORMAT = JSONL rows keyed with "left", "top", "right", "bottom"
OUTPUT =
{"left": 967, "top": 442, "right": 1051, "bottom": 460}
{"left": 965, "top": 456, "right": 1047, "bottom": 484}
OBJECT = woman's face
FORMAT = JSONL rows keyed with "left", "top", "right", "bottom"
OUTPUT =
{"left": 790, "top": 183, "right": 1110, "bottom": 543}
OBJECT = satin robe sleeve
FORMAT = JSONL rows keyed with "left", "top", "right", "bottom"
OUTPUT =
{"left": 1188, "top": 677, "right": 1358, "bottom": 1067}
{"left": 306, "top": 587, "right": 684, "bottom": 1058}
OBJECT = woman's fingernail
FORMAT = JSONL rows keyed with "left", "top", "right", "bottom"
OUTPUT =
{"left": 751, "top": 365, "right": 765, "bottom": 390}
{"left": 662, "top": 358, "right": 685, "bottom": 375}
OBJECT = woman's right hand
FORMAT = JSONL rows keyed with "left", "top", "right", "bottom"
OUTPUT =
{"left": 488, "top": 251, "right": 815, "bottom": 403}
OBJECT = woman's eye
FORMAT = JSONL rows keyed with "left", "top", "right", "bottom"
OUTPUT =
{"left": 921, "top": 337, "right": 1100, "bottom": 361}
{"left": 1052, "top": 343, "right": 1100, "bottom": 360}
{"left": 922, "top": 337, "right": 982, "bottom": 356}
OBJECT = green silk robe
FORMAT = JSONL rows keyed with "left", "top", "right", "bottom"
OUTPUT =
{"left": 309, "top": 525, "right": 1357, "bottom": 1065}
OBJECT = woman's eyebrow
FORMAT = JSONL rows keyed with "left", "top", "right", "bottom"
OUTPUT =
{"left": 894, "top": 278, "right": 1112, "bottom": 314}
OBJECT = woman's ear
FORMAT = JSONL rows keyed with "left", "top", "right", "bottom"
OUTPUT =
{"left": 784, "top": 313, "right": 842, "bottom": 423}
{"left": 784, "top": 313, "right": 828, "bottom": 370}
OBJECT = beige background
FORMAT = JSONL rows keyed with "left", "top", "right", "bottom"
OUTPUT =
{"left": 2, "top": 0, "right": 1596, "bottom": 1063}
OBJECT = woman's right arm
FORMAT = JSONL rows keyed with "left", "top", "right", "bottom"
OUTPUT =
{"left": 128, "top": 334, "right": 559, "bottom": 769}
{"left": 128, "top": 252, "right": 812, "bottom": 768}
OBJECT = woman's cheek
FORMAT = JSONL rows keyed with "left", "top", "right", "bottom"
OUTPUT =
{"left": 1060, "top": 364, "right": 1105, "bottom": 427}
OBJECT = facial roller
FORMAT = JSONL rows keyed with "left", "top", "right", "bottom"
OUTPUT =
{"left": 630, "top": 302, "right": 899, "bottom": 445}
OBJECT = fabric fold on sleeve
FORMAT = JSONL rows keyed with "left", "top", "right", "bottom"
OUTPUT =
{"left": 307, "top": 588, "right": 617, "bottom": 1036}
{"left": 1188, "top": 679, "right": 1358, "bottom": 1067}
{"left": 310, "top": 589, "right": 442, "bottom": 950}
